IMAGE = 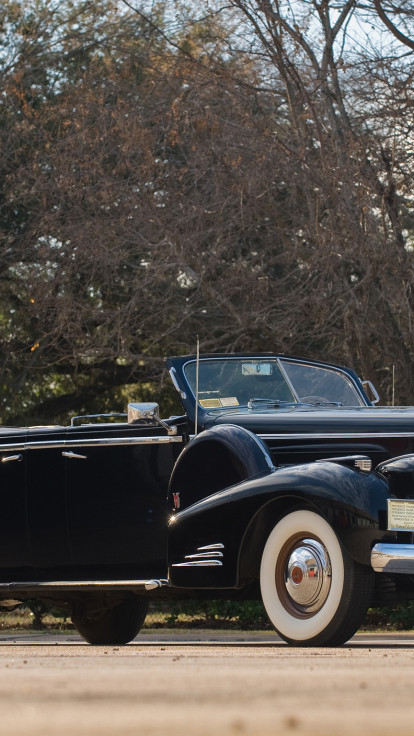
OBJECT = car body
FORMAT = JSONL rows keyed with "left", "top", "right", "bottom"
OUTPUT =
{"left": 2, "top": 352, "right": 414, "bottom": 646}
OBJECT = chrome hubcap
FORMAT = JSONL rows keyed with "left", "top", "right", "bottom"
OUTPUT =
{"left": 284, "top": 538, "right": 331, "bottom": 615}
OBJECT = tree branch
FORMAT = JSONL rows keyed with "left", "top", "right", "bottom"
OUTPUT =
{"left": 373, "top": 0, "right": 414, "bottom": 50}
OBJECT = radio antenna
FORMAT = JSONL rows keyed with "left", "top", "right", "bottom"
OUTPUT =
{"left": 194, "top": 335, "right": 200, "bottom": 435}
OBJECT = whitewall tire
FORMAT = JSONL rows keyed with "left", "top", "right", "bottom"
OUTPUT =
{"left": 260, "top": 510, "right": 373, "bottom": 646}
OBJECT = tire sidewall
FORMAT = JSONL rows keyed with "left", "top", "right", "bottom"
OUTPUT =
{"left": 72, "top": 598, "right": 148, "bottom": 645}
{"left": 260, "top": 510, "right": 345, "bottom": 643}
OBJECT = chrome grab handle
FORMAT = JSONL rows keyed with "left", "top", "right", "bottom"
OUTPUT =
{"left": 1, "top": 454, "right": 23, "bottom": 463}
{"left": 62, "top": 451, "right": 87, "bottom": 460}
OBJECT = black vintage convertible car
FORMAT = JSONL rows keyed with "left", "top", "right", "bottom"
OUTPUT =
{"left": 2, "top": 352, "right": 414, "bottom": 646}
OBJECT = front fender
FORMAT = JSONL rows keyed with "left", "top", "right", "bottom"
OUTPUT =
{"left": 168, "top": 460, "right": 391, "bottom": 589}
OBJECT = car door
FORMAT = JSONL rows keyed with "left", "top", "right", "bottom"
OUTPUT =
{"left": 25, "top": 427, "right": 71, "bottom": 576}
{"left": 64, "top": 422, "right": 185, "bottom": 579}
{"left": 0, "top": 429, "right": 31, "bottom": 578}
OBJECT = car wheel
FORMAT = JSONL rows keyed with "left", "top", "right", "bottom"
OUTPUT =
{"left": 260, "top": 510, "right": 373, "bottom": 646}
{"left": 72, "top": 598, "right": 149, "bottom": 645}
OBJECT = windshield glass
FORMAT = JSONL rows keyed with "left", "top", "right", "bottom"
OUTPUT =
{"left": 183, "top": 358, "right": 364, "bottom": 408}
{"left": 184, "top": 359, "right": 294, "bottom": 408}
{"left": 280, "top": 360, "right": 364, "bottom": 406}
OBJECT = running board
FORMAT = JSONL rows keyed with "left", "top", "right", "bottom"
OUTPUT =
{"left": 0, "top": 579, "right": 170, "bottom": 593}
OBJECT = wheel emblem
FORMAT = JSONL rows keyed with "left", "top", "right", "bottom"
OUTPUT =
{"left": 290, "top": 566, "right": 304, "bottom": 584}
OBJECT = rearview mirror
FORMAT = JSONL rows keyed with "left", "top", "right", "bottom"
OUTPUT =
{"left": 242, "top": 363, "right": 272, "bottom": 376}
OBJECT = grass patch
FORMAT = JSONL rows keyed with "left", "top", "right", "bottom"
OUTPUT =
{"left": 145, "top": 600, "right": 272, "bottom": 630}
{"left": 361, "top": 605, "right": 414, "bottom": 632}
{"left": 0, "top": 608, "right": 74, "bottom": 633}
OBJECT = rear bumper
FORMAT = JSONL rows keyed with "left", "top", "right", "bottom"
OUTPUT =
{"left": 371, "top": 544, "right": 414, "bottom": 574}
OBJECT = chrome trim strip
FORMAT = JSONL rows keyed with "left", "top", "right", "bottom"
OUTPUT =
{"left": 259, "top": 432, "right": 414, "bottom": 440}
{"left": 172, "top": 542, "right": 225, "bottom": 567}
{"left": 184, "top": 552, "right": 224, "bottom": 559}
{"left": 0, "top": 436, "right": 183, "bottom": 453}
{"left": 371, "top": 543, "right": 414, "bottom": 574}
{"left": 71, "top": 413, "right": 127, "bottom": 427}
{"left": 354, "top": 458, "right": 372, "bottom": 472}
{"left": 171, "top": 560, "right": 223, "bottom": 567}
{"left": 0, "top": 579, "right": 171, "bottom": 593}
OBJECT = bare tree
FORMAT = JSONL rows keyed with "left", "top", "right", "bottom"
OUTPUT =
{"left": 2, "top": 0, "right": 414, "bottom": 423}
{"left": 187, "top": 0, "right": 414, "bottom": 401}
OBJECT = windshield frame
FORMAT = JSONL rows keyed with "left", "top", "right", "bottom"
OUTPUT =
{"left": 180, "top": 355, "right": 366, "bottom": 413}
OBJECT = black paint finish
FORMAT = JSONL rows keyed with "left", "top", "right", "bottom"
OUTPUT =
{"left": 168, "top": 454, "right": 390, "bottom": 588}
{"left": 0, "top": 430, "right": 31, "bottom": 577}
{"left": 0, "top": 353, "right": 414, "bottom": 613}
{"left": 64, "top": 426, "right": 176, "bottom": 578}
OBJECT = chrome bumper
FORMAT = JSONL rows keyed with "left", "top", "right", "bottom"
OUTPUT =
{"left": 371, "top": 544, "right": 414, "bottom": 574}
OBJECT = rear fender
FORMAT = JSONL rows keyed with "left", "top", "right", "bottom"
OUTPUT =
{"left": 168, "top": 424, "right": 274, "bottom": 511}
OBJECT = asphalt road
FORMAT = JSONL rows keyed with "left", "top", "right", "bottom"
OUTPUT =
{"left": 0, "top": 630, "right": 413, "bottom": 736}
